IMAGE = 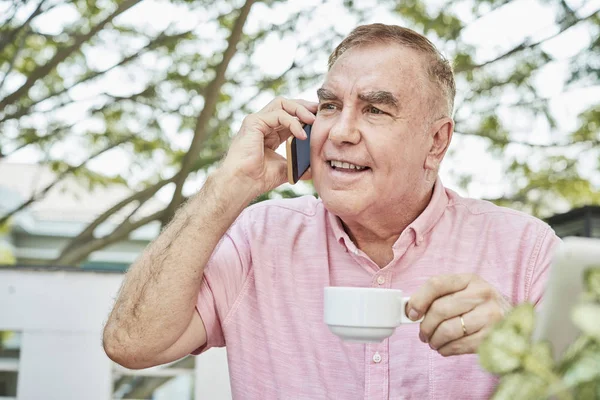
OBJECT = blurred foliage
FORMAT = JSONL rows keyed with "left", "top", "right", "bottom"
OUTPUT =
{"left": 0, "top": 218, "right": 15, "bottom": 265}
{"left": 0, "top": 0, "right": 598, "bottom": 264}
{"left": 479, "top": 268, "right": 600, "bottom": 400}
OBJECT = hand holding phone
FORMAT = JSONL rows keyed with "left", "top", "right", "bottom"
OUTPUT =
{"left": 286, "top": 124, "right": 312, "bottom": 184}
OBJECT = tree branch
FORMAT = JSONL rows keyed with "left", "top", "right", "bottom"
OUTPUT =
{"left": 455, "top": 130, "right": 600, "bottom": 149}
{"left": 465, "top": 0, "right": 518, "bottom": 29}
{"left": 0, "top": 25, "right": 30, "bottom": 93}
{"left": 56, "top": 176, "right": 176, "bottom": 257}
{"left": 0, "top": 134, "right": 135, "bottom": 225}
{"left": 2, "top": 120, "right": 81, "bottom": 158}
{"left": 52, "top": 208, "right": 166, "bottom": 266}
{"left": 0, "top": 0, "right": 143, "bottom": 112}
{"left": 159, "top": 0, "right": 257, "bottom": 227}
{"left": 0, "top": 28, "right": 193, "bottom": 124}
{"left": 456, "top": 9, "right": 599, "bottom": 73}
{"left": 0, "top": 0, "right": 48, "bottom": 53}
{"left": 54, "top": 149, "right": 226, "bottom": 264}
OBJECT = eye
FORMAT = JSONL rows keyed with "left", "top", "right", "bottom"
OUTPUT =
{"left": 368, "top": 106, "right": 384, "bottom": 115}
{"left": 318, "top": 103, "right": 337, "bottom": 112}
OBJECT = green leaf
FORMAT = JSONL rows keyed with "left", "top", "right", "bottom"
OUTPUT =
{"left": 478, "top": 328, "right": 530, "bottom": 374}
{"left": 583, "top": 268, "right": 600, "bottom": 301}
{"left": 478, "top": 304, "right": 535, "bottom": 374}
{"left": 559, "top": 336, "right": 594, "bottom": 374}
{"left": 527, "top": 341, "right": 555, "bottom": 371}
{"left": 562, "top": 348, "right": 600, "bottom": 389}
{"left": 491, "top": 372, "right": 547, "bottom": 400}
{"left": 573, "top": 380, "right": 600, "bottom": 400}
{"left": 572, "top": 303, "right": 600, "bottom": 341}
{"left": 0, "top": 218, "right": 12, "bottom": 236}
{"left": 503, "top": 303, "right": 536, "bottom": 337}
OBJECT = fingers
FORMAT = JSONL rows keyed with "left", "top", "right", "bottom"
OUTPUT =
{"left": 263, "top": 149, "right": 288, "bottom": 187}
{"left": 407, "top": 274, "right": 473, "bottom": 320}
{"left": 436, "top": 327, "right": 490, "bottom": 357}
{"left": 259, "top": 97, "right": 317, "bottom": 125}
{"left": 418, "top": 291, "right": 481, "bottom": 343}
{"left": 426, "top": 302, "right": 496, "bottom": 350}
{"left": 243, "top": 110, "right": 307, "bottom": 141}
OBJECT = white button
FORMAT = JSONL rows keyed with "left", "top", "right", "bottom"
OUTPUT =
{"left": 353, "top": 248, "right": 359, "bottom": 255}
{"left": 376, "top": 276, "right": 385, "bottom": 285}
{"left": 373, "top": 352, "right": 382, "bottom": 363}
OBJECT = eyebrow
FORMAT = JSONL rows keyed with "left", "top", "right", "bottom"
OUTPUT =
{"left": 359, "top": 91, "right": 399, "bottom": 110}
{"left": 316, "top": 88, "right": 400, "bottom": 111}
{"left": 316, "top": 88, "right": 337, "bottom": 102}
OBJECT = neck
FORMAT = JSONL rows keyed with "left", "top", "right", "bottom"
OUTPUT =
{"left": 340, "top": 185, "right": 434, "bottom": 267}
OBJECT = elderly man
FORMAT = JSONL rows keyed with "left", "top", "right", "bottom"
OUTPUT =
{"left": 103, "top": 23, "right": 560, "bottom": 399}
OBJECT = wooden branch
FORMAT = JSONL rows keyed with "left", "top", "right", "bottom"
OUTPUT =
{"left": 1, "top": 122, "right": 75, "bottom": 158}
{"left": 455, "top": 9, "right": 599, "bottom": 73}
{"left": 55, "top": 150, "right": 225, "bottom": 264}
{"left": 455, "top": 130, "right": 599, "bottom": 148}
{"left": 0, "top": 28, "right": 193, "bottom": 124}
{"left": 52, "top": 209, "right": 166, "bottom": 266}
{"left": 0, "top": 134, "right": 135, "bottom": 224}
{"left": 0, "top": 25, "right": 30, "bottom": 92}
{"left": 0, "top": 0, "right": 143, "bottom": 112}
{"left": 159, "top": 0, "right": 257, "bottom": 227}
{"left": 0, "top": 0, "right": 47, "bottom": 53}
{"left": 56, "top": 176, "right": 176, "bottom": 257}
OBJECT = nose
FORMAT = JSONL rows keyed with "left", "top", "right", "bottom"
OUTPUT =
{"left": 328, "top": 110, "right": 361, "bottom": 145}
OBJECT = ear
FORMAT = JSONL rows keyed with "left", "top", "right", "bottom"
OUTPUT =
{"left": 424, "top": 117, "right": 454, "bottom": 172}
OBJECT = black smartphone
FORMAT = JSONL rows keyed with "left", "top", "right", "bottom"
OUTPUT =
{"left": 286, "top": 124, "right": 312, "bottom": 184}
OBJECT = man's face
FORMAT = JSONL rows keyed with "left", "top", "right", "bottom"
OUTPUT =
{"left": 311, "top": 43, "right": 440, "bottom": 218}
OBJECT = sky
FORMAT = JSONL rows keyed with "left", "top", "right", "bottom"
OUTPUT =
{"left": 2, "top": 0, "right": 599, "bottom": 205}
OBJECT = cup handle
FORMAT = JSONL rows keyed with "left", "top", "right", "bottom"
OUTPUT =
{"left": 399, "top": 296, "right": 423, "bottom": 324}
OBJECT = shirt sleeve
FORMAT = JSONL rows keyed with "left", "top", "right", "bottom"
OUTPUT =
{"left": 527, "top": 224, "right": 562, "bottom": 307}
{"left": 191, "top": 211, "right": 252, "bottom": 355}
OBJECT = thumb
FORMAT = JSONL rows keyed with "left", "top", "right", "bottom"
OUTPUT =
{"left": 264, "top": 150, "right": 288, "bottom": 189}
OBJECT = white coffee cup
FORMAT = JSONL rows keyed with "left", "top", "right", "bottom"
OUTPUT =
{"left": 324, "top": 286, "right": 422, "bottom": 343}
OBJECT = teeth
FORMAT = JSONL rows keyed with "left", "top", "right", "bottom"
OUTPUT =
{"left": 330, "top": 160, "right": 366, "bottom": 170}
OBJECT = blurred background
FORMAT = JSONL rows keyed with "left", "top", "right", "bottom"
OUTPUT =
{"left": 0, "top": 0, "right": 598, "bottom": 398}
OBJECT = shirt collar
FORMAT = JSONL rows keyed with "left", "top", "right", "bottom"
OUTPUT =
{"left": 325, "top": 177, "right": 449, "bottom": 248}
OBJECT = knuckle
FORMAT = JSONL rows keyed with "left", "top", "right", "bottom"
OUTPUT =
{"left": 430, "top": 299, "right": 450, "bottom": 319}
{"left": 488, "top": 306, "right": 504, "bottom": 322}
{"left": 482, "top": 287, "right": 495, "bottom": 301}
{"left": 438, "top": 322, "right": 453, "bottom": 339}
{"left": 242, "top": 114, "right": 258, "bottom": 126}
{"left": 429, "top": 276, "right": 443, "bottom": 291}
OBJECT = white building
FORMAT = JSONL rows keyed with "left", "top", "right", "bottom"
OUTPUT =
{"left": 0, "top": 162, "right": 232, "bottom": 399}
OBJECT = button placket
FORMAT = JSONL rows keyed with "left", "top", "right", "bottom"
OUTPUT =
{"left": 365, "top": 342, "right": 390, "bottom": 399}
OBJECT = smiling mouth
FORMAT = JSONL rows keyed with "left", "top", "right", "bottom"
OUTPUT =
{"left": 327, "top": 160, "right": 370, "bottom": 171}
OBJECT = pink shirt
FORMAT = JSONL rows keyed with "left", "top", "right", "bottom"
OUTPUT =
{"left": 193, "top": 179, "right": 560, "bottom": 399}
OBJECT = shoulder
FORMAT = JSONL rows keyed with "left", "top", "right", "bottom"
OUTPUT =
{"left": 445, "top": 188, "right": 552, "bottom": 234}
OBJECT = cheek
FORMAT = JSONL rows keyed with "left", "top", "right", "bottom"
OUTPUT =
{"left": 309, "top": 119, "right": 328, "bottom": 155}
{"left": 368, "top": 139, "right": 422, "bottom": 174}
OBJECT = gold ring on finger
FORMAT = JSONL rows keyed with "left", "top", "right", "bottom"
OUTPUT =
{"left": 460, "top": 315, "right": 468, "bottom": 336}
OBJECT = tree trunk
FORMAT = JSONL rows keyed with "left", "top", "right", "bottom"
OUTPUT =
{"left": 159, "top": 0, "right": 258, "bottom": 228}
